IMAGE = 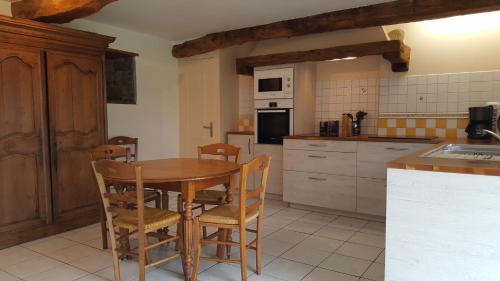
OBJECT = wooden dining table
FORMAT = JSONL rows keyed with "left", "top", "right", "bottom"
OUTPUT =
{"left": 133, "top": 158, "right": 240, "bottom": 280}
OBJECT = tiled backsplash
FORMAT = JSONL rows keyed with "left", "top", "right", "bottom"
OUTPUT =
{"left": 238, "top": 115, "right": 254, "bottom": 131}
{"left": 315, "top": 79, "right": 379, "bottom": 134}
{"left": 378, "top": 118, "right": 468, "bottom": 138}
{"left": 379, "top": 70, "right": 500, "bottom": 114}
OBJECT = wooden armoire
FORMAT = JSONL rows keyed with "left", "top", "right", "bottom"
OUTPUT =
{"left": 0, "top": 16, "right": 114, "bottom": 249}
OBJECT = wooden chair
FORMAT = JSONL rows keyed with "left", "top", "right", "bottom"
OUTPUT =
{"left": 91, "top": 145, "right": 161, "bottom": 250}
{"left": 177, "top": 143, "right": 241, "bottom": 241}
{"left": 109, "top": 136, "right": 167, "bottom": 210}
{"left": 91, "top": 159, "right": 183, "bottom": 281}
{"left": 191, "top": 155, "right": 271, "bottom": 281}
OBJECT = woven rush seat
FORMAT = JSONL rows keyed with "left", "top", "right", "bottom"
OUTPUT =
{"left": 198, "top": 205, "right": 258, "bottom": 225}
{"left": 195, "top": 190, "right": 227, "bottom": 203}
{"left": 114, "top": 207, "right": 181, "bottom": 231}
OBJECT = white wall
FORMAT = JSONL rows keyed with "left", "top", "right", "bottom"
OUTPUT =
{"left": 63, "top": 20, "right": 179, "bottom": 160}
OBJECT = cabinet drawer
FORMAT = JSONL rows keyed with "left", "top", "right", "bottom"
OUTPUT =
{"left": 357, "top": 161, "right": 387, "bottom": 179}
{"left": 284, "top": 139, "right": 357, "bottom": 152}
{"left": 284, "top": 149, "right": 355, "bottom": 176}
{"left": 357, "top": 177, "right": 386, "bottom": 216}
{"left": 357, "top": 142, "right": 431, "bottom": 162}
{"left": 283, "top": 171, "right": 356, "bottom": 211}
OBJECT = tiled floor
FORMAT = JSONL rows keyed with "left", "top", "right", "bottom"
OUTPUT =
{"left": 0, "top": 199, "right": 385, "bottom": 281}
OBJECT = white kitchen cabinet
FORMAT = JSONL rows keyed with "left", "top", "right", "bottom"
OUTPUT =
{"left": 284, "top": 149, "right": 356, "bottom": 176}
{"left": 283, "top": 171, "right": 356, "bottom": 211}
{"left": 228, "top": 133, "right": 254, "bottom": 189}
{"left": 284, "top": 139, "right": 357, "bottom": 152}
{"left": 254, "top": 144, "right": 283, "bottom": 196}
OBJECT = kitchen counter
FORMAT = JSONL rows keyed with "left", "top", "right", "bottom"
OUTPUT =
{"left": 284, "top": 134, "right": 443, "bottom": 144}
{"left": 387, "top": 138, "right": 500, "bottom": 176}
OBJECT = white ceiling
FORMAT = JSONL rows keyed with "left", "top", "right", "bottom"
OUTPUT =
{"left": 86, "top": 0, "right": 394, "bottom": 42}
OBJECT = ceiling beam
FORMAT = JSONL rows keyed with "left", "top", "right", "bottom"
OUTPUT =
{"left": 11, "top": 0, "right": 117, "bottom": 24}
{"left": 236, "top": 40, "right": 410, "bottom": 75}
{"left": 172, "top": 0, "right": 500, "bottom": 58}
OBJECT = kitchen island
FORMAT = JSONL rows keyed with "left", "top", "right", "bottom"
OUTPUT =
{"left": 385, "top": 139, "right": 500, "bottom": 281}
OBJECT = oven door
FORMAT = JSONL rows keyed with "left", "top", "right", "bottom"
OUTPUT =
{"left": 256, "top": 109, "right": 293, "bottom": 144}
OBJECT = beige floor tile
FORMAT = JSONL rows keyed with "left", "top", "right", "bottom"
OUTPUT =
{"left": 282, "top": 245, "right": 331, "bottom": 266}
{"left": 283, "top": 220, "right": 324, "bottom": 234}
{"left": 69, "top": 251, "right": 113, "bottom": 273}
{"left": 47, "top": 244, "right": 105, "bottom": 263}
{"left": 375, "top": 250, "right": 385, "bottom": 264}
{"left": 262, "top": 216, "right": 294, "bottom": 229}
{"left": 248, "top": 274, "right": 285, "bottom": 281}
{"left": 24, "top": 264, "right": 87, "bottom": 281}
{"left": 363, "top": 262, "right": 385, "bottom": 281}
{"left": 0, "top": 270, "right": 21, "bottom": 281}
{"left": 314, "top": 226, "right": 355, "bottom": 241}
{"left": 228, "top": 249, "right": 277, "bottom": 273}
{"left": 296, "top": 236, "right": 344, "bottom": 253}
{"left": 263, "top": 258, "right": 314, "bottom": 281}
{"left": 95, "top": 260, "right": 139, "bottom": 281}
{"left": 266, "top": 229, "right": 309, "bottom": 244}
{"left": 302, "top": 268, "right": 358, "bottom": 281}
{"left": 59, "top": 226, "right": 101, "bottom": 243}
{"left": 298, "top": 213, "right": 336, "bottom": 225}
{"left": 335, "top": 243, "right": 383, "bottom": 261}
{"left": 360, "top": 222, "right": 386, "bottom": 235}
{"left": 4, "top": 256, "right": 63, "bottom": 279}
{"left": 25, "top": 237, "right": 78, "bottom": 254}
{"left": 319, "top": 253, "right": 371, "bottom": 276}
{"left": 0, "top": 246, "right": 41, "bottom": 269}
{"left": 328, "top": 217, "right": 368, "bottom": 231}
{"left": 261, "top": 238, "right": 295, "bottom": 256}
{"left": 198, "top": 263, "right": 254, "bottom": 281}
{"left": 75, "top": 274, "right": 108, "bottom": 281}
{"left": 348, "top": 232, "right": 385, "bottom": 248}
{"left": 131, "top": 268, "right": 185, "bottom": 281}
{"left": 161, "top": 255, "right": 216, "bottom": 275}
{"left": 272, "top": 208, "right": 310, "bottom": 220}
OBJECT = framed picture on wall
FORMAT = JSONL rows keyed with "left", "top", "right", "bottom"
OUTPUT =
{"left": 105, "top": 48, "right": 138, "bottom": 104}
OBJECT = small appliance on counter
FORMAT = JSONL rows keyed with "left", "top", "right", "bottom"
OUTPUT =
{"left": 351, "top": 111, "right": 368, "bottom": 136}
{"left": 342, "top": 111, "right": 367, "bottom": 136}
{"left": 319, "top": 121, "right": 339, "bottom": 137}
{"left": 465, "top": 105, "right": 494, "bottom": 139}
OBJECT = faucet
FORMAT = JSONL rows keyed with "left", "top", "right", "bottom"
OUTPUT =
{"left": 483, "top": 130, "right": 500, "bottom": 141}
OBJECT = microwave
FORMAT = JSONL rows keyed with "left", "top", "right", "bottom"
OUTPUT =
{"left": 254, "top": 67, "right": 294, "bottom": 100}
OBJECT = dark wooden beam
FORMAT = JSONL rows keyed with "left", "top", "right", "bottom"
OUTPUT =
{"left": 236, "top": 40, "right": 410, "bottom": 75}
{"left": 173, "top": 0, "right": 500, "bottom": 58}
{"left": 11, "top": 0, "right": 117, "bottom": 24}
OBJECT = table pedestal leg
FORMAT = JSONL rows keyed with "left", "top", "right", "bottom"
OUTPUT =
{"left": 182, "top": 182, "right": 194, "bottom": 280}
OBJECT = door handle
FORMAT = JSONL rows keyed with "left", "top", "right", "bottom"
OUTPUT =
{"left": 203, "top": 122, "right": 213, "bottom": 138}
{"left": 247, "top": 138, "right": 251, "bottom": 154}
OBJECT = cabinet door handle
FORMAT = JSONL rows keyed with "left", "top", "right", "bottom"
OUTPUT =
{"left": 308, "top": 155, "right": 327, "bottom": 159}
{"left": 308, "top": 177, "right": 327, "bottom": 181}
{"left": 247, "top": 138, "right": 251, "bottom": 154}
{"left": 308, "top": 143, "right": 327, "bottom": 147}
{"left": 385, "top": 147, "right": 409, "bottom": 151}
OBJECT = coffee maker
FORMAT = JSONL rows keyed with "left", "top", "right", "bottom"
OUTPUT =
{"left": 465, "top": 105, "right": 494, "bottom": 139}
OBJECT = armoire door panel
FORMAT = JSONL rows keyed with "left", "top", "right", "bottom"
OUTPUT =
{"left": 46, "top": 51, "right": 105, "bottom": 220}
{"left": 0, "top": 46, "right": 51, "bottom": 229}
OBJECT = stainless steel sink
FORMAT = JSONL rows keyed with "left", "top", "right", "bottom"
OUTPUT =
{"left": 422, "top": 144, "right": 500, "bottom": 161}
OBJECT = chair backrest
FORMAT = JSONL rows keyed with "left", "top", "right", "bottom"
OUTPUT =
{"left": 238, "top": 155, "right": 271, "bottom": 223}
{"left": 91, "top": 159, "right": 146, "bottom": 234}
{"left": 91, "top": 144, "right": 130, "bottom": 163}
{"left": 109, "top": 136, "right": 139, "bottom": 161}
{"left": 198, "top": 143, "right": 240, "bottom": 164}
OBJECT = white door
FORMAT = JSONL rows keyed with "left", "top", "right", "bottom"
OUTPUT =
{"left": 179, "top": 57, "right": 220, "bottom": 157}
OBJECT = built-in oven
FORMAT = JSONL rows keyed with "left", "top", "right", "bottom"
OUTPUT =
{"left": 255, "top": 99, "right": 294, "bottom": 144}
{"left": 254, "top": 67, "right": 294, "bottom": 100}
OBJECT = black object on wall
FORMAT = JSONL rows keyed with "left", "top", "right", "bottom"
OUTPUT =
{"left": 105, "top": 48, "right": 138, "bottom": 104}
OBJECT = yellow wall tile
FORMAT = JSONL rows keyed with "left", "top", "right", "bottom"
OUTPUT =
{"left": 406, "top": 128, "right": 416, "bottom": 137}
{"left": 458, "top": 118, "right": 468, "bottom": 129}
{"left": 416, "top": 119, "right": 426, "bottom": 128}
{"left": 387, "top": 128, "right": 397, "bottom": 137}
{"left": 425, "top": 128, "right": 436, "bottom": 137}
{"left": 436, "top": 119, "right": 447, "bottom": 128}
{"left": 378, "top": 119, "right": 388, "bottom": 128}
{"left": 446, "top": 128, "right": 458, "bottom": 138}
{"left": 396, "top": 119, "right": 406, "bottom": 128}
